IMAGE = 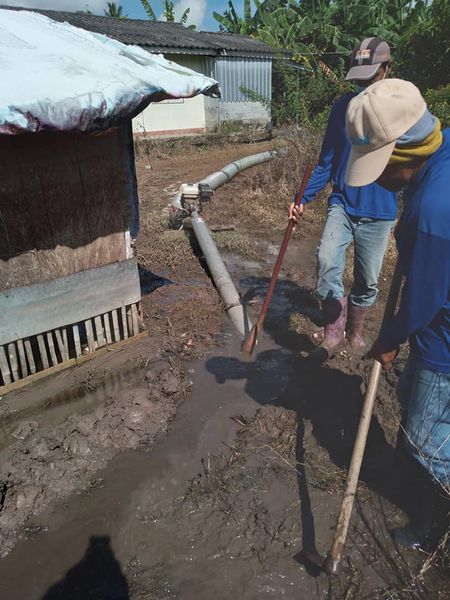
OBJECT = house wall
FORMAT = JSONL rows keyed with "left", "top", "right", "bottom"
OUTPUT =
{"left": 132, "top": 55, "right": 206, "bottom": 136}
{"left": 205, "top": 56, "right": 271, "bottom": 129}
{"left": 221, "top": 100, "right": 269, "bottom": 126}
{"left": 0, "top": 126, "right": 134, "bottom": 290}
{"left": 132, "top": 53, "right": 272, "bottom": 135}
{"left": 215, "top": 57, "right": 272, "bottom": 103}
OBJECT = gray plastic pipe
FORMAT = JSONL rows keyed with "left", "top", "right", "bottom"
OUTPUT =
{"left": 199, "top": 150, "right": 279, "bottom": 190}
{"left": 190, "top": 210, "right": 252, "bottom": 337}
{"left": 171, "top": 150, "right": 279, "bottom": 336}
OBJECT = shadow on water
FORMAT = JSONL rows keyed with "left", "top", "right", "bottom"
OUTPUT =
{"left": 42, "top": 536, "right": 129, "bottom": 600}
{"left": 207, "top": 275, "right": 408, "bottom": 578}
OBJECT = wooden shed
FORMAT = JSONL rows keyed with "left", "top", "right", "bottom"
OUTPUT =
{"left": 0, "top": 125, "right": 141, "bottom": 388}
{"left": 0, "top": 9, "right": 219, "bottom": 391}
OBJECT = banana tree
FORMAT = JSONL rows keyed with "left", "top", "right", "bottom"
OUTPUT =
{"left": 256, "top": 1, "right": 350, "bottom": 78}
{"left": 213, "top": 0, "right": 278, "bottom": 35}
{"left": 254, "top": 0, "right": 429, "bottom": 77}
{"left": 140, "top": 0, "right": 196, "bottom": 29}
{"left": 104, "top": 2, "right": 127, "bottom": 18}
{"left": 336, "top": 0, "right": 430, "bottom": 45}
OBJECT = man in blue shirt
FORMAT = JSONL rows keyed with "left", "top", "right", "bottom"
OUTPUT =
{"left": 345, "top": 78, "right": 449, "bottom": 548}
{"left": 290, "top": 38, "right": 397, "bottom": 357}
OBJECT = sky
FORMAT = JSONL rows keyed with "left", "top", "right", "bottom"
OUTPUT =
{"left": 0, "top": 0, "right": 253, "bottom": 30}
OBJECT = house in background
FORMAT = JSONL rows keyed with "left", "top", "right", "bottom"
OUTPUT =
{"left": 0, "top": 9, "right": 217, "bottom": 390}
{"left": 5, "top": 8, "right": 276, "bottom": 137}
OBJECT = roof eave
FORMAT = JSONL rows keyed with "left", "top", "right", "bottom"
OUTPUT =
{"left": 141, "top": 46, "right": 280, "bottom": 59}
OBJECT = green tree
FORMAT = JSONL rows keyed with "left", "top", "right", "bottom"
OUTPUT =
{"left": 104, "top": 2, "right": 127, "bottom": 18}
{"left": 396, "top": 0, "right": 450, "bottom": 89}
{"left": 140, "top": 0, "right": 196, "bottom": 29}
{"left": 214, "top": 0, "right": 447, "bottom": 127}
{"left": 213, "top": 0, "right": 280, "bottom": 35}
{"left": 255, "top": 0, "right": 429, "bottom": 76}
{"left": 140, "top": 0, "right": 157, "bottom": 20}
{"left": 256, "top": 1, "right": 351, "bottom": 77}
{"left": 214, "top": 0, "right": 255, "bottom": 35}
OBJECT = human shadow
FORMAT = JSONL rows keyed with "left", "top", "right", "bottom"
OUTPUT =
{"left": 42, "top": 535, "right": 129, "bottom": 600}
{"left": 240, "top": 275, "right": 320, "bottom": 354}
{"left": 138, "top": 264, "right": 172, "bottom": 295}
{"left": 207, "top": 276, "right": 406, "bottom": 577}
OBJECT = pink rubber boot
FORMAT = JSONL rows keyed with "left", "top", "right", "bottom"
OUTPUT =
{"left": 346, "top": 304, "right": 370, "bottom": 351}
{"left": 320, "top": 297, "right": 347, "bottom": 353}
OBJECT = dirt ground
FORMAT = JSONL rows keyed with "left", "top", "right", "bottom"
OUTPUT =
{"left": 0, "top": 135, "right": 448, "bottom": 599}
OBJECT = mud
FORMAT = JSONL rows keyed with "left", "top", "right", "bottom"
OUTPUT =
{"left": 0, "top": 141, "right": 448, "bottom": 599}
{"left": 0, "top": 351, "right": 189, "bottom": 558}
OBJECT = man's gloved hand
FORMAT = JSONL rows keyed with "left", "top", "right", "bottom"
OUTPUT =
{"left": 288, "top": 201, "right": 304, "bottom": 225}
{"left": 367, "top": 340, "right": 399, "bottom": 371}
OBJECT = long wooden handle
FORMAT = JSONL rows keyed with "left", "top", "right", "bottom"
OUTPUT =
{"left": 256, "top": 164, "right": 313, "bottom": 328}
{"left": 325, "top": 260, "right": 404, "bottom": 574}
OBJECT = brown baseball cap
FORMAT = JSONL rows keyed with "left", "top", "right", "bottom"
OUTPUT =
{"left": 346, "top": 37, "right": 391, "bottom": 81}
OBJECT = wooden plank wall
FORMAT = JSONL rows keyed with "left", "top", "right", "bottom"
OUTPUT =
{"left": 0, "top": 301, "right": 143, "bottom": 388}
{"left": 0, "top": 126, "right": 134, "bottom": 290}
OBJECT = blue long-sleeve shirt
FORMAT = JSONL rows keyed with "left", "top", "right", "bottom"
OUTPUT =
{"left": 379, "top": 129, "right": 450, "bottom": 373}
{"left": 302, "top": 93, "right": 398, "bottom": 220}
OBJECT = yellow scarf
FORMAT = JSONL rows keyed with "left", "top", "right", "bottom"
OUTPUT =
{"left": 389, "top": 119, "right": 443, "bottom": 165}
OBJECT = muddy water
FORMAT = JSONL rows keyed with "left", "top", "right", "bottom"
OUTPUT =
{"left": 1, "top": 333, "right": 323, "bottom": 599}
{"left": 0, "top": 241, "right": 411, "bottom": 599}
{"left": 0, "top": 365, "right": 147, "bottom": 453}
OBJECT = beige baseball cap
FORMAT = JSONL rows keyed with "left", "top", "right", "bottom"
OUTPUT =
{"left": 345, "top": 79, "right": 427, "bottom": 187}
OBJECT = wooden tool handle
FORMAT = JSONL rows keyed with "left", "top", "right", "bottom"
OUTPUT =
{"left": 256, "top": 164, "right": 313, "bottom": 327}
{"left": 324, "top": 260, "right": 404, "bottom": 575}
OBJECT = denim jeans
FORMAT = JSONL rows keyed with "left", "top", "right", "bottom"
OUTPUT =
{"left": 398, "top": 354, "right": 450, "bottom": 487}
{"left": 316, "top": 203, "right": 395, "bottom": 307}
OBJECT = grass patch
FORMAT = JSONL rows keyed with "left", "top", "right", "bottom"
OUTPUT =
{"left": 236, "top": 130, "right": 328, "bottom": 237}
{"left": 138, "top": 211, "right": 193, "bottom": 271}
{"left": 212, "top": 230, "right": 257, "bottom": 259}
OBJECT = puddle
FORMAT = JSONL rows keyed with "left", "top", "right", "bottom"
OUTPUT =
{"left": 0, "top": 317, "right": 408, "bottom": 599}
{"left": 0, "top": 327, "right": 307, "bottom": 600}
{"left": 0, "top": 364, "right": 148, "bottom": 453}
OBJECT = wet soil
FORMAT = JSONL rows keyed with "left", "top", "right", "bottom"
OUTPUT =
{"left": 0, "top": 140, "right": 447, "bottom": 599}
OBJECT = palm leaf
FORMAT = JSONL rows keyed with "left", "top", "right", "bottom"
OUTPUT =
{"left": 244, "top": 0, "right": 251, "bottom": 23}
{"left": 140, "top": 0, "right": 156, "bottom": 20}
{"left": 318, "top": 60, "right": 339, "bottom": 82}
{"left": 228, "top": 0, "right": 239, "bottom": 25}
{"left": 180, "top": 7, "right": 190, "bottom": 25}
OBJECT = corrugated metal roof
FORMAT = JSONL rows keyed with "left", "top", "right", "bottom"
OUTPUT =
{"left": 0, "top": 10, "right": 219, "bottom": 134}
{"left": 0, "top": 6, "right": 277, "bottom": 56}
{"left": 199, "top": 31, "right": 278, "bottom": 56}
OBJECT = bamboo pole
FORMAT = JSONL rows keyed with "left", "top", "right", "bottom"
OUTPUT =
{"left": 0, "top": 346, "right": 12, "bottom": 386}
{"left": 46, "top": 332, "right": 59, "bottom": 367}
{"left": 24, "top": 339, "right": 36, "bottom": 374}
{"left": 103, "top": 313, "right": 113, "bottom": 344}
{"left": 121, "top": 306, "right": 128, "bottom": 339}
{"left": 8, "top": 343, "right": 20, "bottom": 381}
{"left": 37, "top": 334, "right": 49, "bottom": 370}
{"left": 85, "top": 319, "right": 96, "bottom": 353}
{"left": 131, "top": 303, "right": 139, "bottom": 336}
{"left": 16, "top": 339, "right": 28, "bottom": 378}
{"left": 111, "top": 309, "right": 120, "bottom": 343}
{"left": 94, "top": 316, "right": 106, "bottom": 347}
{"left": 73, "top": 325, "right": 82, "bottom": 358}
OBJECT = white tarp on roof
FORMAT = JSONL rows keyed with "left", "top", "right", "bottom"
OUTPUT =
{"left": 0, "top": 9, "right": 220, "bottom": 134}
